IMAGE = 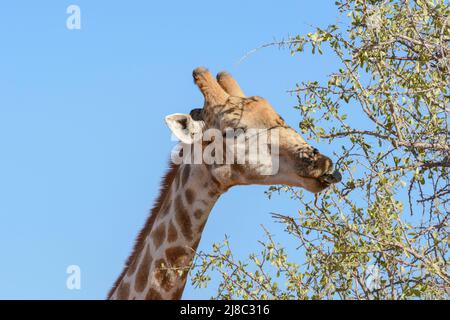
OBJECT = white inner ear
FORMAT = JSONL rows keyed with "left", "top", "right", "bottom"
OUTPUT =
{"left": 165, "top": 113, "right": 204, "bottom": 144}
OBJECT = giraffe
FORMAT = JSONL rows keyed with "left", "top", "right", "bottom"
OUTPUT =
{"left": 108, "top": 67, "right": 342, "bottom": 300}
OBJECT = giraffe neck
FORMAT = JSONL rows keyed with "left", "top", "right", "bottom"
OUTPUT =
{"left": 109, "top": 163, "right": 222, "bottom": 300}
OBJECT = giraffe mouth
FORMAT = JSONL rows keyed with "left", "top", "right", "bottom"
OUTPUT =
{"left": 318, "top": 169, "right": 342, "bottom": 184}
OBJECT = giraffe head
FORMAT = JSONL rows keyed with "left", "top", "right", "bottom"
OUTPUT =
{"left": 165, "top": 67, "right": 341, "bottom": 193}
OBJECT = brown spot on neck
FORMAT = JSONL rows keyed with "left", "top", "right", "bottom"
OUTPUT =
{"left": 185, "top": 188, "right": 195, "bottom": 205}
{"left": 151, "top": 223, "right": 166, "bottom": 249}
{"left": 165, "top": 246, "right": 189, "bottom": 267}
{"left": 194, "top": 209, "right": 204, "bottom": 219}
{"left": 145, "top": 288, "right": 163, "bottom": 300}
{"left": 174, "top": 195, "right": 192, "bottom": 241}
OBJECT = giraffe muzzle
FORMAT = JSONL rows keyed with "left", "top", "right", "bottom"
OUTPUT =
{"left": 318, "top": 169, "right": 342, "bottom": 184}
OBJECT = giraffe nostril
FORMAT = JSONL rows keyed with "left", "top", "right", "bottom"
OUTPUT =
{"left": 313, "top": 148, "right": 319, "bottom": 155}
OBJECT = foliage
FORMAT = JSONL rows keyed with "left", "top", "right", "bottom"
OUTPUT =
{"left": 192, "top": 0, "right": 449, "bottom": 299}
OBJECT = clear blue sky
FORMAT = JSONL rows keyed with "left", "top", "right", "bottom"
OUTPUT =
{"left": 0, "top": 1, "right": 342, "bottom": 299}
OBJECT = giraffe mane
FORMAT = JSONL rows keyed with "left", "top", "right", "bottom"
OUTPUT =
{"left": 107, "top": 160, "right": 180, "bottom": 299}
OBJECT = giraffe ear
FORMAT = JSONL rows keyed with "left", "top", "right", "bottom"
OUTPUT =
{"left": 165, "top": 113, "right": 204, "bottom": 144}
